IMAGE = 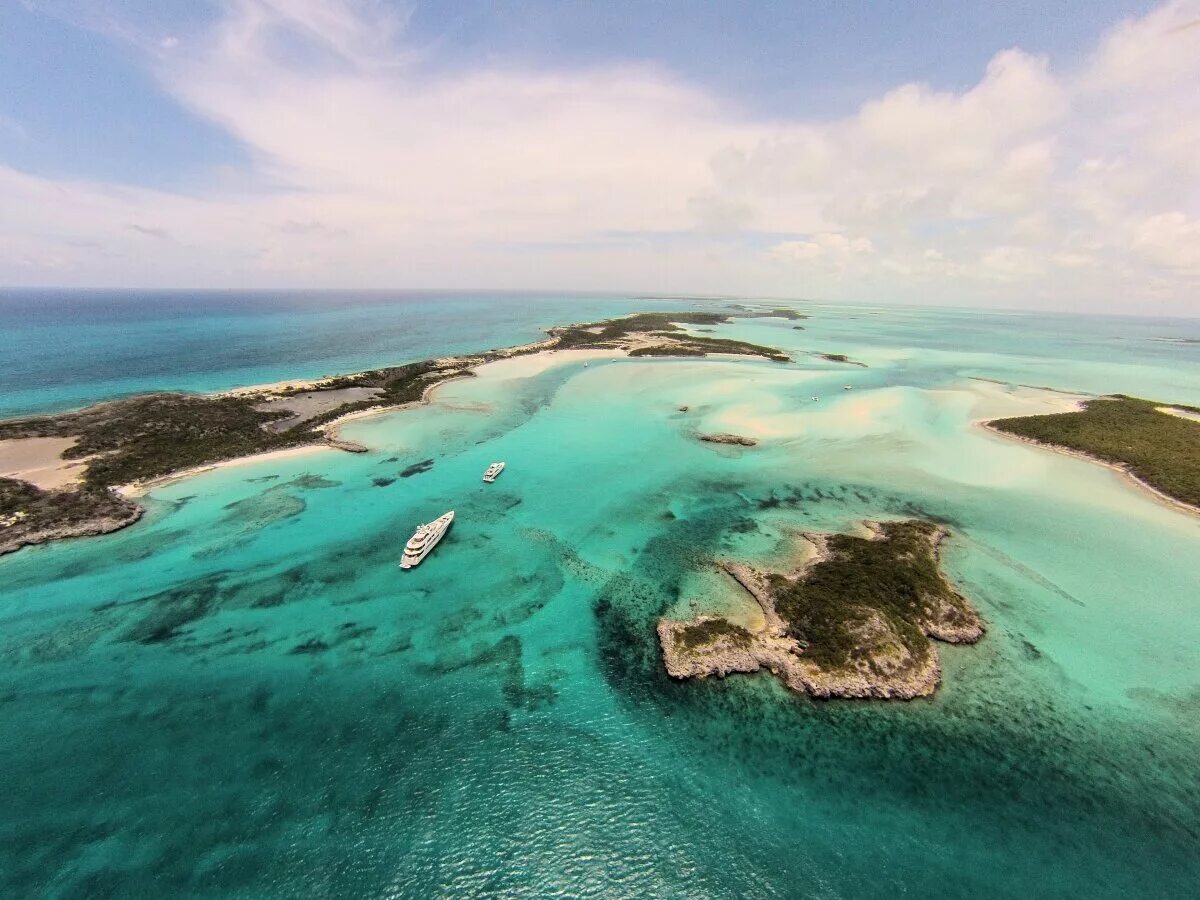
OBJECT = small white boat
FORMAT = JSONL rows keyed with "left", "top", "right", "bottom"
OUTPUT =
{"left": 811, "top": 396, "right": 819, "bottom": 402}
{"left": 843, "top": 385, "right": 853, "bottom": 390}
{"left": 399, "top": 511, "right": 454, "bottom": 569}
{"left": 483, "top": 461, "right": 506, "bottom": 483}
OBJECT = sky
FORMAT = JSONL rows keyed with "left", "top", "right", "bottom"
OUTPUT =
{"left": 1, "top": 0, "right": 1198, "bottom": 314}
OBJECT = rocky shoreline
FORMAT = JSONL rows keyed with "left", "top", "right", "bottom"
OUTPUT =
{"left": 0, "top": 490, "right": 143, "bottom": 557}
{"left": 658, "top": 521, "right": 984, "bottom": 700}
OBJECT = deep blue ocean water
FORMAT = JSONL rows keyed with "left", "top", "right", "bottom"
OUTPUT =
{"left": 0, "top": 290, "right": 670, "bottom": 417}
{"left": 1, "top": 291, "right": 1198, "bottom": 897}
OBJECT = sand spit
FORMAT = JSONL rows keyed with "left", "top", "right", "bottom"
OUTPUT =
{"left": 659, "top": 524, "right": 984, "bottom": 701}
{"left": 979, "top": 422, "right": 1200, "bottom": 518}
{"left": 1156, "top": 405, "right": 1200, "bottom": 424}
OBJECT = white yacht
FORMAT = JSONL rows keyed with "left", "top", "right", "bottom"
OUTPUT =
{"left": 399, "top": 511, "right": 454, "bottom": 569}
{"left": 483, "top": 461, "right": 506, "bottom": 483}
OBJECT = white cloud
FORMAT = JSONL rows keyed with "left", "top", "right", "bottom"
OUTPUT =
{"left": 1052, "top": 251, "right": 1097, "bottom": 269}
{"left": 770, "top": 233, "right": 874, "bottom": 266}
{"left": 1133, "top": 212, "right": 1200, "bottom": 271}
{"left": 2, "top": 0, "right": 1199, "bottom": 313}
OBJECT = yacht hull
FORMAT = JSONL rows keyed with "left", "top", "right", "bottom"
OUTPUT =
{"left": 399, "top": 511, "right": 454, "bottom": 569}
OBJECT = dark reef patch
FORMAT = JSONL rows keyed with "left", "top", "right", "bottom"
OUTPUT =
{"left": 119, "top": 574, "right": 226, "bottom": 644}
{"left": 288, "top": 638, "right": 330, "bottom": 655}
{"left": 399, "top": 459, "right": 434, "bottom": 478}
{"left": 425, "top": 634, "right": 556, "bottom": 711}
{"left": 284, "top": 473, "right": 341, "bottom": 490}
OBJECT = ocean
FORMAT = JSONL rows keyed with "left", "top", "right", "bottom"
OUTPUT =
{"left": 1, "top": 291, "right": 1198, "bottom": 897}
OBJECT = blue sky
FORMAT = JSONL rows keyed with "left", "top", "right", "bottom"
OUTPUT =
{"left": 1, "top": 0, "right": 1197, "bottom": 312}
{"left": 0, "top": 3, "right": 247, "bottom": 188}
{"left": 1, "top": 0, "right": 1150, "bottom": 188}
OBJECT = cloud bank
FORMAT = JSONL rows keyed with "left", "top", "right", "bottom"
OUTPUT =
{"left": 2, "top": 0, "right": 1199, "bottom": 313}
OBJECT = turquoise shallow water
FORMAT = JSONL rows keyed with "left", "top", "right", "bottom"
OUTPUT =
{"left": 1, "top": 296, "right": 1199, "bottom": 897}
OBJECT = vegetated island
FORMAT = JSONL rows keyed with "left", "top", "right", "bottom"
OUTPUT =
{"left": 697, "top": 433, "right": 758, "bottom": 447}
{"left": 0, "top": 311, "right": 787, "bottom": 555}
{"left": 986, "top": 394, "right": 1200, "bottom": 513}
{"left": 814, "top": 352, "right": 868, "bottom": 367}
{"left": 658, "top": 520, "right": 984, "bottom": 700}
{"left": 729, "top": 307, "right": 810, "bottom": 321}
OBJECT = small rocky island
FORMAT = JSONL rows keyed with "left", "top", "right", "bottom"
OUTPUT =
{"left": 658, "top": 520, "right": 984, "bottom": 700}
{"left": 697, "top": 433, "right": 759, "bottom": 447}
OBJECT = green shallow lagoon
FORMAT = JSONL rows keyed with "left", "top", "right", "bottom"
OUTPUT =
{"left": 2, "top": 306, "right": 1199, "bottom": 897}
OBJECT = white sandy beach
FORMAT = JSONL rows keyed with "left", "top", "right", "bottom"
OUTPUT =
{"left": 114, "top": 445, "right": 331, "bottom": 497}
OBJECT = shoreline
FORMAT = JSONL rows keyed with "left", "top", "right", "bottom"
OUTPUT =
{"left": 114, "top": 444, "right": 333, "bottom": 497}
{"left": 318, "top": 348, "right": 624, "bottom": 443}
{"left": 659, "top": 525, "right": 984, "bottom": 701}
{"left": 20, "top": 342, "right": 647, "bottom": 505}
{"left": 0, "top": 311, "right": 818, "bottom": 562}
{"left": 978, "top": 421, "right": 1200, "bottom": 518}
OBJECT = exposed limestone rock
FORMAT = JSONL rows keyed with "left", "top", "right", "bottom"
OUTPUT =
{"left": 658, "top": 521, "right": 984, "bottom": 701}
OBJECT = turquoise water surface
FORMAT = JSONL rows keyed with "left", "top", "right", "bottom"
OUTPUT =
{"left": 1, "top": 294, "right": 1198, "bottom": 897}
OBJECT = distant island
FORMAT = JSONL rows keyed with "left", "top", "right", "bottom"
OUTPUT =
{"left": 987, "top": 395, "right": 1200, "bottom": 513}
{"left": 659, "top": 520, "right": 983, "bottom": 699}
{"left": 815, "top": 352, "right": 868, "bottom": 367}
{"left": 0, "top": 311, "right": 791, "bottom": 555}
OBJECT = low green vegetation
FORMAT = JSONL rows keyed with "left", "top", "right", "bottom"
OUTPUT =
{"left": 769, "top": 521, "right": 973, "bottom": 671}
{"left": 816, "top": 352, "right": 867, "bottom": 367}
{"left": 550, "top": 312, "right": 790, "bottom": 361}
{"left": 674, "top": 617, "right": 752, "bottom": 651}
{"left": 308, "top": 360, "right": 478, "bottom": 425}
{"left": 988, "top": 395, "right": 1200, "bottom": 508}
{"left": 0, "top": 395, "right": 308, "bottom": 488}
{"left": 752, "top": 308, "right": 809, "bottom": 320}
{"left": 628, "top": 345, "right": 707, "bottom": 357}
